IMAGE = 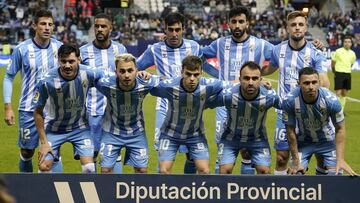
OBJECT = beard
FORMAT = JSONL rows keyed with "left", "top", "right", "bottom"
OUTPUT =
{"left": 231, "top": 28, "right": 246, "bottom": 39}
{"left": 96, "top": 33, "right": 109, "bottom": 42}
{"left": 291, "top": 34, "right": 304, "bottom": 42}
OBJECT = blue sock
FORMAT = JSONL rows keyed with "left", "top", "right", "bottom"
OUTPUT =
{"left": 113, "top": 155, "right": 123, "bottom": 173}
{"left": 19, "top": 154, "right": 33, "bottom": 172}
{"left": 240, "top": 159, "right": 255, "bottom": 174}
{"left": 52, "top": 157, "right": 63, "bottom": 173}
{"left": 214, "top": 159, "right": 220, "bottom": 174}
{"left": 184, "top": 159, "right": 197, "bottom": 174}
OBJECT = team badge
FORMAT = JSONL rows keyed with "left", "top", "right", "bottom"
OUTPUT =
{"left": 33, "top": 91, "right": 40, "bottom": 103}
{"left": 258, "top": 104, "right": 265, "bottom": 112}
{"left": 249, "top": 42, "right": 255, "bottom": 52}
{"left": 82, "top": 80, "right": 88, "bottom": 88}
{"left": 319, "top": 107, "right": 327, "bottom": 116}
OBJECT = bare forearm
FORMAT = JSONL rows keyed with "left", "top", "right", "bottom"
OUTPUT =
{"left": 287, "top": 126, "right": 300, "bottom": 162}
{"left": 261, "top": 65, "right": 277, "bottom": 76}
{"left": 335, "top": 124, "right": 346, "bottom": 161}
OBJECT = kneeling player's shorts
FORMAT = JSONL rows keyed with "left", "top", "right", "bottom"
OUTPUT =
{"left": 334, "top": 72, "right": 351, "bottom": 90}
{"left": 217, "top": 139, "right": 271, "bottom": 167}
{"left": 297, "top": 141, "right": 336, "bottom": 172}
{"left": 100, "top": 131, "right": 148, "bottom": 169}
{"left": 18, "top": 111, "right": 39, "bottom": 149}
{"left": 45, "top": 129, "right": 94, "bottom": 161}
{"left": 158, "top": 134, "right": 209, "bottom": 161}
{"left": 274, "top": 114, "right": 289, "bottom": 151}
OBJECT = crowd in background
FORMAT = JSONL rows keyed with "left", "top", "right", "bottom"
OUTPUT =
{"left": 0, "top": 0, "right": 359, "bottom": 48}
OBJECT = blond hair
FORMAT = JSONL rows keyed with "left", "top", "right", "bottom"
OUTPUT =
{"left": 115, "top": 53, "right": 136, "bottom": 69}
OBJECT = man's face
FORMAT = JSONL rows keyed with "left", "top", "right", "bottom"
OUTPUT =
{"left": 239, "top": 66, "right": 261, "bottom": 97}
{"left": 299, "top": 73, "right": 320, "bottom": 101}
{"left": 287, "top": 16, "right": 307, "bottom": 42}
{"left": 165, "top": 22, "right": 184, "bottom": 47}
{"left": 33, "top": 17, "right": 54, "bottom": 40}
{"left": 58, "top": 52, "right": 80, "bottom": 80}
{"left": 116, "top": 61, "right": 137, "bottom": 88}
{"left": 343, "top": 38, "right": 352, "bottom": 49}
{"left": 228, "top": 14, "right": 248, "bottom": 40}
{"left": 181, "top": 67, "right": 202, "bottom": 92}
{"left": 94, "top": 18, "right": 112, "bottom": 42}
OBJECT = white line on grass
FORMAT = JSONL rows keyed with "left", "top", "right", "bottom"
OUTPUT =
{"left": 264, "top": 78, "right": 360, "bottom": 103}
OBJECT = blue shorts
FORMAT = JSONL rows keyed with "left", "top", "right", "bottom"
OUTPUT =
{"left": 18, "top": 111, "right": 39, "bottom": 149}
{"left": 88, "top": 114, "right": 103, "bottom": 152}
{"left": 297, "top": 141, "right": 336, "bottom": 170}
{"left": 158, "top": 134, "right": 209, "bottom": 161}
{"left": 45, "top": 129, "right": 94, "bottom": 161}
{"left": 217, "top": 139, "right": 271, "bottom": 167}
{"left": 154, "top": 98, "right": 188, "bottom": 153}
{"left": 274, "top": 114, "right": 289, "bottom": 150}
{"left": 215, "top": 107, "right": 227, "bottom": 144}
{"left": 100, "top": 131, "right": 148, "bottom": 169}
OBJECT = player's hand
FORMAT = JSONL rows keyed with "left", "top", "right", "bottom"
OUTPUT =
{"left": 261, "top": 79, "right": 272, "bottom": 89}
{"left": 137, "top": 71, "right": 152, "bottom": 80}
{"left": 38, "top": 142, "right": 52, "bottom": 165}
{"left": 4, "top": 107, "right": 15, "bottom": 126}
{"left": 312, "top": 39, "right": 324, "bottom": 50}
{"left": 288, "top": 160, "right": 305, "bottom": 175}
{"left": 336, "top": 159, "right": 357, "bottom": 176}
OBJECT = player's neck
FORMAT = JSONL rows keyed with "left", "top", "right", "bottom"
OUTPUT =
{"left": 289, "top": 38, "right": 306, "bottom": 50}
{"left": 94, "top": 39, "right": 111, "bottom": 49}
{"left": 33, "top": 36, "right": 50, "bottom": 48}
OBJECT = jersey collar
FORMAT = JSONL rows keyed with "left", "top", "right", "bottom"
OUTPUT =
{"left": 32, "top": 38, "right": 51, "bottom": 49}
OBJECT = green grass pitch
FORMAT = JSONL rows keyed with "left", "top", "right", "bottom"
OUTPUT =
{"left": 0, "top": 68, "right": 359, "bottom": 174}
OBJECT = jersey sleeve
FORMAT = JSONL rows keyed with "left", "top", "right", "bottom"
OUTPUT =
{"left": 136, "top": 46, "right": 155, "bottom": 70}
{"left": 328, "top": 93, "right": 344, "bottom": 124}
{"left": 263, "top": 40, "right": 274, "bottom": 61}
{"left": 269, "top": 89, "right": 282, "bottom": 110}
{"left": 269, "top": 46, "right": 279, "bottom": 69}
{"left": 150, "top": 78, "right": 172, "bottom": 98}
{"left": 313, "top": 50, "right": 327, "bottom": 73}
{"left": 202, "top": 39, "right": 218, "bottom": 59}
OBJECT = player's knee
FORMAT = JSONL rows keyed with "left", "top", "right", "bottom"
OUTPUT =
{"left": 82, "top": 163, "right": 95, "bottom": 173}
{"left": 276, "top": 152, "right": 289, "bottom": 166}
{"left": 219, "top": 167, "right": 232, "bottom": 174}
{"left": 197, "top": 167, "right": 210, "bottom": 174}
{"left": 101, "top": 167, "right": 112, "bottom": 174}
{"left": 134, "top": 167, "right": 147, "bottom": 174}
{"left": 159, "top": 167, "right": 170, "bottom": 174}
{"left": 20, "top": 149, "right": 34, "bottom": 159}
{"left": 256, "top": 166, "right": 271, "bottom": 174}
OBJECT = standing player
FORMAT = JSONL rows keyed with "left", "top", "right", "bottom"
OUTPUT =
{"left": 202, "top": 6, "right": 274, "bottom": 174}
{"left": 95, "top": 54, "right": 156, "bottom": 174}
{"left": 283, "top": 67, "right": 356, "bottom": 176}
{"left": 80, "top": 13, "right": 127, "bottom": 173}
{"left": 208, "top": 61, "right": 281, "bottom": 174}
{"left": 136, "top": 12, "right": 217, "bottom": 173}
{"left": 150, "top": 55, "right": 224, "bottom": 174}
{"left": 3, "top": 10, "right": 62, "bottom": 172}
{"left": 261, "top": 11, "right": 331, "bottom": 175}
{"left": 34, "top": 45, "right": 98, "bottom": 173}
{"left": 331, "top": 35, "right": 356, "bottom": 111}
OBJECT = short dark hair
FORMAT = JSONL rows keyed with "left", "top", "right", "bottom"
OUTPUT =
{"left": 182, "top": 55, "right": 202, "bottom": 71}
{"left": 58, "top": 44, "right": 80, "bottom": 58}
{"left": 95, "top": 13, "right": 112, "bottom": 22}
{"left": 33, "top": 9, "right": 54, "bottom": 24}
{"left": 228, "top": 6, "right": 250, "bottom": 21}
{"left": 343, "top": 35, "right": 353, "bottom": 42}
{"left": 298, "top": 67, "right": 319, "bottom": 79}
{"left": 164, "top": 12, "right": 185, "bottom": 27}
{"left": 239, "top": 61, "right": 261, "bottom": 75}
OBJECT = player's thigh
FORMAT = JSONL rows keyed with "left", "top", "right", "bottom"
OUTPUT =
{"left": 99, "top": 132, "right": 122, "bottom": 168}
{"left": 158, "top": 135, "right": 180, "bottom": 161}
{"left": 124, "top": 134, "right": 149, "bottom": 168}
{"left": 217, "top": 139, "right": 239, "bottom": 166}
{"left": 186, "top": 136, "right": 210, "bottom": 161}
{"left": 18, "top": 111, "right": 39, "bottom": 150}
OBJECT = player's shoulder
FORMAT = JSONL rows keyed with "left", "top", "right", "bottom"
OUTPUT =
{"left": 284, "top": 87, "right": 300, "bottom": 102}
{"left": 183, "top": 39, "right": 200, "bottom": 47}
{"left": 319, "top": 87, "right": 337, "bottom": 99}
{"left": 14, "top": 39, "right": 32, "bottom": 50}
{"left": 260, "top": 86, "right": 277, "bottom": 97}
{"left": 79, "top": 42, "right": 93, "bottom": 51}
{"left": 111, "top": 40, "right": 126, "bottom": 49}
{"left": 50, "top": 38, "right": 62, "bottom": 46}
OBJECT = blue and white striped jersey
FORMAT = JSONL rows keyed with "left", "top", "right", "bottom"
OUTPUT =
{"left": 136, "top": 39, "right": 202, "bottom": 78}
{"left": 270, "top": 41, "right": 327, "bottom": 100}
{"left": 282, "top": 87, "right": 344, "bottom": 143}
{"left": 80, "top": 41, "right": 127, "bottom": 116}
{"left": 209, "top": 85, "right": 281, "bottom": 144}
{"left": 150, "top": 77, "right": 224, "bottom": 139}
{"left": 202, "top": 35, "right": 273, "bottom": 81}
{"left": 4, "top": 38, "right": 62, "bottom": 112}
{"left": 34, "top": 65, "right": 100, "bottom": 133}
{"left": 95, "top": 75, "right": 159, "bottom": 136}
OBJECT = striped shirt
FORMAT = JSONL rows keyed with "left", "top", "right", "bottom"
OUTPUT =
{"left": 209, "top": 85, "right": 280, "bottom": 144}
{"left": 270, "top": 40, "right": 326, "bottom": 100}
{"left": 34, "top": 65, "right": 100, "bottom": 133}
{"left": 80, "top": 41, "right": 127, "bottom": 116}
{"left": 150, "top": 77, "right": 224, "bottom": 139}
{"left": 282, "top": 87, "right": 344, "bottom": 143}
{"left": 202, "top": 35, "right": 273, "bottom": 81}
{"left": 95, "top": 75, "right": 159, "bottom": 136}
{"left": 4, "top": 38, "right": 62, "bottom": 111}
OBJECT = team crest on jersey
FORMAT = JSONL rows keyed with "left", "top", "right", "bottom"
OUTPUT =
{"left": 138, "top": 92, "right": 145, "bottom": 99}
{"left": 82, "top": 80, "right": 88, "bottom": 88}
{"left": 53, "top": 50, "right": 57, "bottom": 59}
{"left": 319, "top": 107, "right": 327, "bottom": 116}
{"left": 200, "top": 94, "right": 206, "bottom": 101}
{"left": 258, "top": 104, "right": 266, "bottom": 112}
{"left": 33, "top": 91, "right": 40, "bottom": 103}
{"left": 249, "top": 42, "right": 255, "bottom": 52}
{"left": 304, "top": 53, "right": 311, "bottom": 64}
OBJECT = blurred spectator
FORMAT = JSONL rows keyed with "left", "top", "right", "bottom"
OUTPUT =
{"left": 308, "top": 5, "right": 318, "bottom": 27}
